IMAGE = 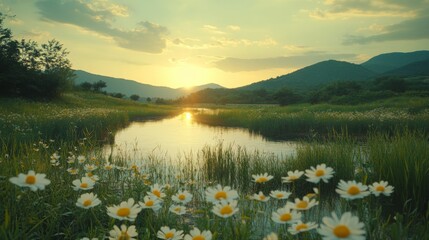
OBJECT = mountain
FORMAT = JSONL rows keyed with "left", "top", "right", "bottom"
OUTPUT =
{"left": 382, "top": 59, "right": 429, "bottom": 77}
{"left": 73, "top": 70, "right": 223, "bottom": 99}
{"left": 238, "top": 60, "right": 376, "bottom": 91}
{"left": 361, "top": 50, "right": 429, "bottom": 73}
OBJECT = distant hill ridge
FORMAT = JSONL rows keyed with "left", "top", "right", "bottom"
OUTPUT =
{"left": 238, "top": 50, "right": 429, "bottom": 91}
{"left": 74, "top": 70, "right": 223, "bottom": 99}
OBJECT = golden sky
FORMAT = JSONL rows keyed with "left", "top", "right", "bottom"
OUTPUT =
{"left": 2, "top": 0, "right": 429, "bottom": 88}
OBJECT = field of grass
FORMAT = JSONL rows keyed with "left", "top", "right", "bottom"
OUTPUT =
{"left": 0, "top": 92, "right": 180, "bottom": 145}
{"left": 1, "top": 94, "right": 428, "bottom": 239}
{"left": 191, "top": 96, "right": 429, "bottom": 139}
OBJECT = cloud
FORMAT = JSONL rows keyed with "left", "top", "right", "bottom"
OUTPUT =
{"left": 343, "top": 15, "right": 429, "bottom": 44}
{"left": 227, "top": 25, "right": 241, "bottom": 31}
{"left": 213, "top": 53, "right": 357, "bottom": 72}
{"left": 202, "top": 25, "right": 226, "bottom": 35}
{"left": 309, "top": 0, "right": 423, "bottom": 19}
{"left": 35, "top": 0, "right": 168, "bottom": 53}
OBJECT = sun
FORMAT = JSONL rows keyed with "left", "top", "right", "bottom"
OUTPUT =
{"left": 172, "top": 63, "right": 207, "bottom": 88}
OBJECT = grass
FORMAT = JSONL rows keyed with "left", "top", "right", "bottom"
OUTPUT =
{"left": 0, "top": 92, "right": 180, "bottom": 145}
{"left": 192, "top": 96, "right": 429, "bottom": 139}
{"left": 1, "top": 129, "right": 428, "bottom": 239}
{"left": 1, "top": 93, "right": 428, "bottom": 239}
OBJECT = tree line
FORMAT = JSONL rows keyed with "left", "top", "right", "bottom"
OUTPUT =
{"left": 0, "top": 13, "right": 74, "bottom": 99}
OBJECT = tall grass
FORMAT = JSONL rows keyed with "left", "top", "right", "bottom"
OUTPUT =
{"left": 193, "top": 99, "right": 429, "bottom": 139}
{"left": 365, "top": 130, "right": 429, "bottom": 215}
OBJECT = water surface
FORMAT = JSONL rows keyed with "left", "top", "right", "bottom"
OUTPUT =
{"left": 104, "top": 110, "right": 298, "bottom": 160}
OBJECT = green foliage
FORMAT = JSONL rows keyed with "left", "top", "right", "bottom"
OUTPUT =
{"left": 0, "top": 13, "right": 74, "bottom": 100}
{"left": 130, "top": 94, "right": 140, "bottom": 101}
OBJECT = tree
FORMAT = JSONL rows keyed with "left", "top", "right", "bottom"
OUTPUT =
{"left": 92, "top": 80, "right": 107, "bottom": 92}
{"left": 146, "top": 97, "right": 152, "bottom": 103}
{"left": 130, "top": 94, "right": 140, "bottom": 101}
{"left": 79, "top": 82, "right": 93, "bottom": 91}
{"left": 274, "top": 88, "right": 302, "bottom": 106}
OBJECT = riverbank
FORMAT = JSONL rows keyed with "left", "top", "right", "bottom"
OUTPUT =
{"left": 190, "top": 96, "right": 429, "bottom": 139}
{"left": 0, "top": 92, "right": 181, "bottom": 144}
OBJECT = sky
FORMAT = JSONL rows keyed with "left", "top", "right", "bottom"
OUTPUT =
{"left": 1, "top": 0, "right": 429, "bottom": 89}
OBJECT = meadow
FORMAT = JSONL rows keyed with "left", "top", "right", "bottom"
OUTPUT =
{"left": 1, "top": 94, "right": 429, "bottom": 239}
{"left": 192, "top": 96, "right": 429, "bottom": 140}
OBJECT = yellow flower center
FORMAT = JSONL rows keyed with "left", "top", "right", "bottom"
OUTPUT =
{"left": 80, "top": 183, "right": 88, "bottom": 188}
{"left": 174, "top": 207, "right": 182, "bottom": 212}
{"left": 87, "top": 172, "right": 93, "bottom": 177}
{"left": 280, "top": 213, "right": 292, "bottom": 222}
{"left": 347, "top": 186, "right": 361, "bottom": 195}
{"left": 152, "top": 190, "right": 161, "bottom": 198}
{"left": 289, "top": 175, "right": 298, "bottom": 180}
{"left": 145, "top": 200, "right": 154, "bottom": 206}
{"left": 259, "top": 195, "right": 266, "bottom": 200}
{"left": 333, "top": 225, "right": 351, "bottom": 238}
{"left": 296, "top": 223, "right": 308, "bottom": 231}
{"left": 178, "top": 194, "right": 186, "bottom": 200}
{"left": 276, "top": 193, "right": 283, "bottom": 198}
{"left": 192, "top": 235, "right": 205, "bottom": 240}
{"left": 117, "top": 208, "right": 130, "bottom": 217}
{"left": 119, "top": 232, "right": 130, "bottom": 240}
{"left": 376, "top": 186, "right": 385, "bottom": 192}
{"left": 25, "top": 175, "right": 36, "bottom": 184}
{"left": 105, "top": 166, "right": 112, "bottom": 170}
{"left": 83, "top": 199, "right": 92, "bottom": 207}
{"left": 297, "top": 201, "right": 308, "bottom": 209}
{"left": 215, "top": 191, "right": 227, "bottom": 200}
{"left": 220, "top": 205, "right": 233, "bottom": 215}
{"left": 315, "top": 169, "right": 325, "bottom": 177}
{"left": 165, "top": 232, "right": 174, "bottom": 239}
{"left": 256, "top": 177, "right": 268, "bottom": 183}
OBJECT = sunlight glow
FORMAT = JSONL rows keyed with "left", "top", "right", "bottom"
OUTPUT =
{"left": 184, "top": 112, "right": 192, "bottom": 121}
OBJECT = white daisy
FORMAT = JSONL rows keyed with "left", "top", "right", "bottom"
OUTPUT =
{"left": 157, "top": 226, "right": 184, "bottom": 240}
{"left": 282, "top": 170, "right": 304, "bottom": 183}
{"left": 109, "top": 224, "right": 138, "bottom": 240}
{"left": 107, "top": 198, "right": 142, "bottom": 221}
{"left": 288, "top": 221, "right": 318, "bottom": 235}
{"left": 287, "top": 196, "right": 319, "bottom": 211}
{"left": 369, "top": 181, "right": 394, "bottom": 197}
{"left": 76, "top": 192, "right": 101, "bottom": 209}
{"left": 212, "top": 200, "right": 239, "bottom": 218}
{"left": 9, "top": 170, "right": 51, "bottom": 191}
{"left": 205, "top": 184, "right": 239, "bottom": 203}
{"left": 184, "top": 227, "right": 212, "bottom": 240}
{"left": 271, "top": 207, "right": 301, "bottom": 224}
{"left": 139, "top": 195, "right": 162, "bottom": 211}
{"left": 252, "top": 173, "right": 274, "bottom": 183}
{"left": 169, "top": 204, "right": 187, "bottom": 215}
{"left": 172, "top": 190, "right": 193, "bottom": 205}
{"left": 305, "top": 164, "right": 335, "bottom": 184}
{"left": 336, "top": 180, "right": 370, "bottom": 200}
{"left": 270, "top": 190, "right": 291, "bottom": 199}
{"left": 251, "top": 191, "right": 270, "bottom": 202}
{"left": 72, "top": 177, "right": 95, "bottom": 191}
{"left": 318, "top": 211, "right": 365, "bottom": 240}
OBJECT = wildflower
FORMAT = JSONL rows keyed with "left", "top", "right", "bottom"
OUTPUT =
{"left": 148, "top": 184, "right": 166, "bottom": 199}
{"left": 212, "top": 200, "right": 239, "bottom": 218}
{"left": 109, "top": 224, "right": 138, "bottom": 240}
{"left": 282, "top": 170, "right": 304, "bottom": 183}
{"left": 104, "top": 162, "right": 114, "bottom": 170}
{"left": 139, "top": 195, "right": 162, "bottom": 211}
{"left": 271, "top": 207, "right": 301, "bottom": 224}
{"left": 251, "top": 191, "right": 270, "bottom": 202}
{"left": 157, "top": 226, "right": 184, "bottom": 240}
{"left": 72, "top": 177, "right": 95, "bottom": 191}
{"left": 76, "top": 193, "right": 101, "bottom": 209}
{"left": 318, "top": 211, "right": 365, "bottom": 240}
{"left": 305, "top": 164, "right": 335, "bottom": 184}
{"left": 169, "top": 204, "right": 187, "bottom": 215}
{"left": 369, "top": 181, "right": 394, "bottom": 197}
{"left": 306, "top": 187, "right": 319, "bottom": 199}
{"left": 270, "top": 190, "right": 291, "bottom": 200}
{"left": 50, "top": 152, "right": 60, "bottom": 161}
{"left": 336, "top": 180, "right": 370, "bottom": 200}
{"left": 205, "top": 184, "right": 239, "bottom": 203}
{"left": 9, "top": 170, "right": 51, "bottom": 191}
{"left": 262, "top": 232, "right": 278, "bottom": 240}
{"left": 67, "top": 167, "right": 79, "bottom": 175}
{"left": 107, "top": 198, "right": 142, "bottom": 221}
{"left": 77, "top": 155, "right": 86, "bottom": 164}
{"left": 172, "top": 190, "right": 193, "bottom": 204}
{"left": 184, "top": 227, "right": 212, "bottom": 240}
{"left": 252, "top": 173, "right": 274, "bottom": 183}
{"left": 67, "top": 155, "right": 75, "bottom": 164}
{"left": 288, "top": 221, "right": 318, "bottom": 235}
{"left": 84, "top": 164, "right": 97, "bottom": 172}
{"left": 85, "top": 172, "right": 99, "bottom": 182}
{"left": 287, "top": 196, "right": 318, "bottom": 211}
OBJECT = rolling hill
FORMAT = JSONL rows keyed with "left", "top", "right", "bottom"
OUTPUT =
{"left": 73, "top": 70, "right": 223, "bottom": 99}
{"left": 238, "top": 60, "right": 377, "bottom": 91}
{"left": 361, "top": 50, "right": 429, "bottom": 73}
